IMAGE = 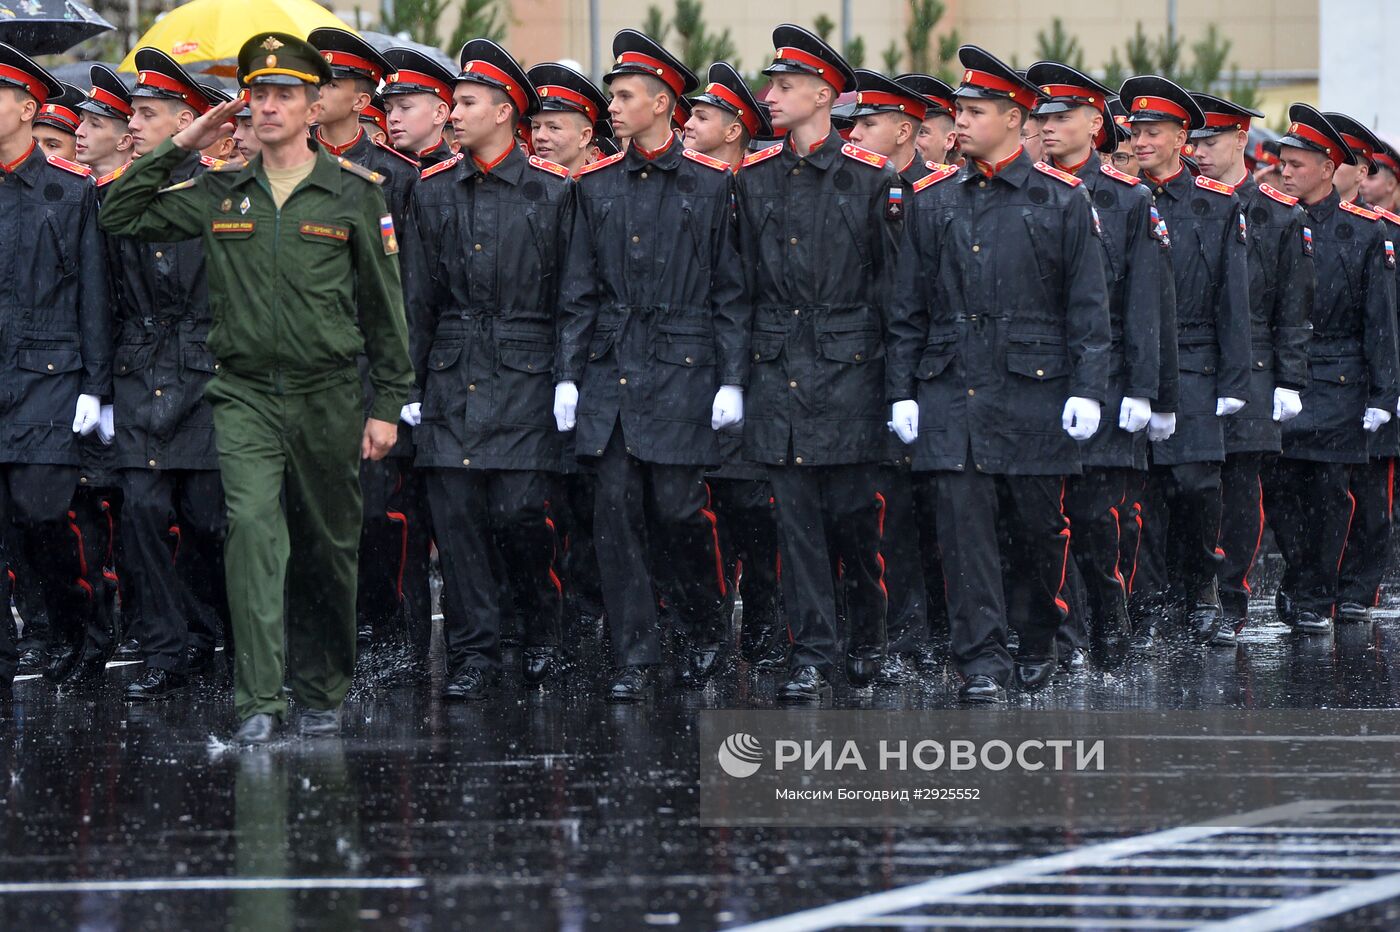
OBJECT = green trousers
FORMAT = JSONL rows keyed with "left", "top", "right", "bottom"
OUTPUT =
{"left": 206, "top": 374, "right": 363, "bottom": 720}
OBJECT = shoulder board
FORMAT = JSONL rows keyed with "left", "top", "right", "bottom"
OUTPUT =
{"left": 1341, "top": 199, "right": 1381, "bottom": 220}
{"left": 927, "top": 160, "right": 955, "bottom": 172}
{"left": 95, "top": 161, "right": 131, "bottom": 187}
{"left": 682, "top": 148, "right": 729, "bottom": 171}
{"left": 46, "top": 155, "right": 91, "bottom": 177}
{"left": 841, "top": 142, "right": 888, "bottom": 169}
{"left": 418, "top": 153, "right": 462, "bottom": 181}
{"left": 199, "top": 155, "right": 227, "bottom": 170}
{"left": 911, "top": 164, "right": 958, "bottom": 193}
{"left": 741, "top": 143, "right": 784, "bottom": 169}
{"left": 528, "top": 154, "right": 570, "bottom": 179}
{"left": 1376, "top": 206, "right": 1400, "bottom": 227}
{"left": 205, "top": 158, "right": 241, "bottom": 172}
{"left": 1100, "top": 162, "right": 1139, "bottom": 186}
{"left": 372, "top": 136, "right": 420, "bottom": 167}
{"left": 158, "top": 178, "right": 197, "bottom": 193}
{"left": 1033, "top": 161, "right": 1081, "bottom": 186}
{"left": 1258, "top": 182, "right": 1298, "bottom": 207}
{"left": 1195, "top": 174, "right": 1235, "bottom": 196}
{"left": 575, "top": 151, "right": 624, "bottom": 178}
{"left": 336, "top": 156, "right": 384, "bottom": 185}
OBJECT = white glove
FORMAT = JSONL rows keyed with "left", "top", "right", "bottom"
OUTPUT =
{"left": 1147, "top": 411, "right": 1177, "bottom": 442}
{"left": 711, "top": 385, "right": 744, "bottom": 430}
{"left": 1272, "top": 388, "right": 1302, "bottom": 422}
{"left": 1061, "top": 396, "right": 1101, "bottom": 440}
{"left": 553, "top": 381, "right": 578, "bottom": 432}
{"left": 891, "top": 400, "right": 919, "bottom": 445}
{"left": 97, "top": 404, "right": 114, "bottom": 445}
{"left": 1215, "top": 396, "right": 1246, "bottom": 417}
{"left": 72, "top": 393, "right": 101, "bottom": 436}
{"left": 399, "top": 402, "right": 421, "bottom": 427}
{"left": 1118, "top": 396, "right": 1152, "bottom": 433}
{"left": 1363, "top": 406, "right": 1392, "bottom": 433}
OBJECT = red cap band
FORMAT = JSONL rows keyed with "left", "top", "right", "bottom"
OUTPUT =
{"left": 1038, "top": 83, "right": 1103, "bottom": 106}
{"left": 1203, "top": 110, "right": 1250, "bottom": 131}
{"left": 0, "top": 63, "right": 49, "bottom": 107}
{"left": 1339, "top": 132, "right": 1374, "bottom": 163}
{"left": 136, "top": 70, "right": 209, "bottom": 113}
{"left": 701, "top": 81, "right": 760, "bottom": 137}
{"left": 384, "top": 69, "right": 453, "bottom": 107}
{"left": 961, "top": 69, "right": 1038, "bottom": 109}
{"left": 322, "top": 50, "right": 383, "bottom": 83}
{"left": 536, "top": 84, "right": 598, "bottom": 122}
{"left": 856, "top": 89, "right": 927, "bottom": 121}
{"left": 1376, "top": 150, "right": 1400, "bottom": 174}
{"left": 38, "top": 103, "right": 80, "bottom": 132}
{"left": 87, "top": 85, "right": 132, "bottom": 118}
{"left": 614, "top": 51, "right": 686, "bottom": 98}
{"left": 1286, "top": 120, "right": 1344, "bottom": 166}
{"left": 460, "top": 59, "right": 529, "bottom": 114}
{"left": 1128, "top": 94, "right": 1189, "bottom": 124}
{"left": 772, "top": 47, "right": 843, "bottom": 92}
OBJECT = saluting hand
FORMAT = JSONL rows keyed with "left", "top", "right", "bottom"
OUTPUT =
{"left": 172, "top": 98, "right": 243, "bottom": 153}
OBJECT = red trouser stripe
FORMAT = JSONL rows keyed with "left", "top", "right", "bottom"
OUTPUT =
{"left": 1053, "top": 481, "right": 1071, "bottom": 614}
{"left": 386, "top": 511, "right": 409, "bottom": 600}
{"left": 1242, "top": 476, "right": 1266, "bottom": 594}
{"left": 544, "top": 515, "right": 564, "bottom": 596}
{"left": 67, "top": 511, "right": 92, "bottom": 601}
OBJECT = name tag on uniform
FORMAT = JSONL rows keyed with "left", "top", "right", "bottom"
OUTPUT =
{"left": 211, "top": 220, "right": 255, "bottom": 235}
{"left": 299, "top": 221, "right": 349, "bottom": 241}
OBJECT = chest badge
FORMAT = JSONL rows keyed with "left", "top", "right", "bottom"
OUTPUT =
{"left": 885, "top": 185, "right": 903, "bottom": 221}
{"left": 220, "top": 198, "right": 231, "bottom": 213}
{"left": 1302, "top": 226, "right": 1313, "bottom": 256}
{"left": 239, "top": 196, "right": 251, "bottom": 215}
{"left": 1386, "top": 240, "right": 1396, "bottom": 270}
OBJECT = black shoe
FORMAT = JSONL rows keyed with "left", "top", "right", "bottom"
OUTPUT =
{"left": 1290, "top": 611, "right": 1332, "bottom": 636}
{"left": 113, "top": 638, "right": 140, "bottom": 661}
{"left": 958, "top": 674, "right": 1006, "bottom": 704}
{"left": 42, "top": 646, "right": 79, "bottom": 684}
{"left": 522, "top": 647, "right": 558, "bottom": 686}
{"left": 845, "top": 648, "right": 881, "bottom": 687}
{"left": 299, "top": 707, "right": 341, "bottom": 738}
{"left": 442, "top": 666, "right": 499, "bottom": 701}
{"left": 62, "top": 654, "right": 107, "bottom": 690}
{"left": 16, "top": 647, "right": 44, "bottom": 676}
{"left": 1210, "top": 615, "right": 1244, "bottom": 647}
{"left": 1275, "top": 589, "right": 1297, "bottom": 627}
{"left": 679, "top": 642, "right": 724, "bottom": 688}
{"left": 875, "top": 652, "right": 917, "bottom": 685}
{"left": 233, "top": 713, "right": 279, "bottom": 745}
{"left": 124, "top": 668, "right": 189, "bottom": 701}
{"left": 1337, "top": 602, "right": 1373, "bottom": 624}
{"left": 1058, "top": 647, "right": 1089, "bottom": 674}
{"left": 777, "top": 665, "right": 831, "bottom": 702}
{"left": 1016, "top": 656, "right": 1058, "bottom": 692}
{"left": 184, "top": 647, "right": 216, "bottom": 675}
{"left": 608, "top": 665, "right": 650, "bottom": 702}
{"left": 1189, "top": 605, "right": 1223, "bottom": 644}
{"left": 751, "top": 641, "right": 787, "bottom": 672}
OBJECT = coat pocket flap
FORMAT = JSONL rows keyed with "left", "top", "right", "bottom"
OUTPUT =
{"left": 18, "top": 346, "right": 83, "bottom": 375}
{"left": 428, "top": 341, "right": 464, "bottom": 371}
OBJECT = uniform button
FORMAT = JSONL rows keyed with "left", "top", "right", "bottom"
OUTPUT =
{"left": 793, "top": 308, "right": 801, "bottom": 315}
{"left": 972, "top": 244, "right": 981, "bottom": 253}
{"left": 596, "top": 449, "right": 603, "bottom": 455}
{"left": 463, "top": 458, "right": 470, "bottom": 465}
{"left": 631, "top": 235, "right": 640, "bottom": 243}
{"left": 791, "top": 167, "right": 801, "bottom": 175}
{"left": 904, "top": 455, "right": 912, "bottom": 464}
{"left": 79, "top": 476, "right": 88, "bottom": 484}
{"left": 1339, "top": 375, "right": 1346, "bottom": 383}
{"left": 154, "top": 389, "right": 162, "bottom": 396}
{"left": 788, "top": 380, "right": 798, "bottom": 388}
{"left": 468, "top": 383, "right": 476, "bottom": 391}
{"left": 854, "top": 353, "right": 862, "bottom": 361}
{"left": 214, "top": 363, "right": 220, "bottom": 371}
{"left": 978, "top": 180, "right": 986, "bottom": 189}
{"left": 473, "top": 243, "right": 482, "bottom": 251}
{"left": 148, "top": 459, "right": 156, "bottom": 467}
{"left": 1035, "top": 368, "right": 1044, "bottom": 376}
{"left": 684, "top": 356, "right": 693, "bottom": 364}
{"left": 789, "top": 236, "right": 798, "bottom": 245}
{"left": 967, "top": 388, "right": 975, "bottom": 396}
{"left": 1156, "top": 187, "right": 1164, "bottom": 195}
{"left": 154, "top": 251, "right": 163, "bottom": 258}
{"left": 778, "top": 456, "right": 785, "bottom": 464}
{"left": 45, "top": 363, "right": 54, "bottom": 371}
{"left": 976, "top": 463, "right": 984, "bottom": 470}
{"left": 795, "top": 456, "right": 803, "bottom": 464}
{"left": 619, "top": 377, "right": 627, "bottom": 385}
{"left": 753, "top": 353, "right": 761, "bottom": 360}
{"left": 641, "top": 171, "right": 649, "bottom": 179}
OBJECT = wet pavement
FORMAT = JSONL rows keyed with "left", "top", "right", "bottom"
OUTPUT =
{"left": 3, "top": 553, "right": 1400, "bottom": 930}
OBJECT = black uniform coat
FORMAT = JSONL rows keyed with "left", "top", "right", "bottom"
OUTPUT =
{"left": 1368, "top": 206, "right": 1400, "bottom": 459}
{"left": 1070, "top": 159, "right": 1166, "bottom": 471}
{"left": 887, "top": 153, "right": 1111, "bottom": 476}
{"left": 103, "top": 150, "right": 218, "bottom": 472}
{"left": 1226, "top": 178, "right": 1314, "bottom": 455}
{"left": 1282, "top": 192, "right": 1399, "bottom": 464}
{"left": 0, "top": 147, "right": 110, "bottom": 467}
{"left": 735, "top": 134, "right": 900, "bottom": 466}
{"left": 556, "top": 138, "right": 747, "bottom": 466}
{"left": 1143, "top": 167, "right": 1251, "bottom": 465}
{"left": 403, "top": 148, "right": 572, "bottom": 472}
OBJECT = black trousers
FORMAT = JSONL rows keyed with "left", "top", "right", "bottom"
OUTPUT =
{"left": 555, "top": 471, "right": 604, "bottom": 625}
{"left": 427, "top": 468, "right": 561, "bottom": 675}
{"left": 913, "top": 481, "right": 948, "bottom": 640}
{"left": 69, "top": 484, "right": 118, "bottom": 661}
{"left": 769, "top": 463, "right": 886, "bottom": 675}
{"left": 1118, "top": 473, "right": 1146, "bottom": 605}
{"left": 1264, "top": 457, "right": 1353, "bottom": 616}
{"left": 358, "top": 457, "right": 433, "bottom": 660}
{"left": 119, "top": 468, "right": 228, "bottom": 672}
{"left": 709, "top": 477, "right": 782, "bottom": 659}
{"left": 593, "top": 431, "right": 726, "bottom": 667}
{"left": 1136, "top": 462, "right": 1223, "bottom": 607}
{"left": 1219, "top": 452, "right": 1270, "bottom": 618}
{"left": 1059, "top": 467, "right": 1132, "bottom": 650}
{"left": 879, "top": 467, "right": 929, "bottom": 656}
{"left": 928, "top": 470, "right": 1070, "bottom": 684}
{"left": 1339, "top": 458, "right": 1394, "bottom": 607}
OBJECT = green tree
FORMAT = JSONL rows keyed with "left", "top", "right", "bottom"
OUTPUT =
{"left": 449, "top": 0, "right": 507, "bottom": 53}
{"left": 813, "top": 14, "right": 836, "bottom": 43}
{"left": 381, "top": 0, "right": 453, "bottom": 48}
{"left": 1101, "top": 20, "right": 1259, "bottom": 106}
{"left": 638, "top": 0, "right": 736, "bottom": 76}
{"left": 1034, "top": 17, "right": 1083, "bottom": 70}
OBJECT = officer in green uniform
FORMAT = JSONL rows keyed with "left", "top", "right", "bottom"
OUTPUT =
{"left": 98, "top": 33, "right": 413, "bottom": 744}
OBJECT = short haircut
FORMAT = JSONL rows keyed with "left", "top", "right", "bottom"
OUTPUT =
{"left": 638, "top": 73, "right": 674, "bottom": 113}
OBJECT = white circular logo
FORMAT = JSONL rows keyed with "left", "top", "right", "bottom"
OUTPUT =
{"left": 717, "top": 732, "right": 764, "bottom": 778}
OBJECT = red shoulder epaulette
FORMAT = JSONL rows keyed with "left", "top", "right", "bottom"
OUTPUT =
{"left": 373, "top": 136, "right": 420, "bottom": 166}
{"left": 926, "top": 160, "right": 955, "bottom": 172}
{"left": 1376, "top": 206, "right": 1400, "bottom": 227}
{"left": 1033, "top": 161, "right": 1082, "bottom": 186}
{"left": 95, "top": 161, "right": 131, "bottom": 187}
{"left": 841, "top": 142, "right": 888, "bottom": 169}
{"left": 528, "top": 154, "right": 570, "bottom": 178}
{"left": 912, "top": 164, "right": 959, "bottom": 193}
{"left": 47, "top": 155, "right": 91, "bottom": 177}
{"left": 741, "top": 143, "right": 783, "bottom": 169}
{"left": 575, "top": 151, "right": 624, "bottom": 178}
{"left": 199, "top": 155, "right": 227, "bottom": 170}
{"left": 1100, "top": 162, "right": 1140, "bottom": 186}
{"left": 683, "top": 148, "right": 729, "bottom": 171}
{"left": 1258, "top": 182, "right": 1298, "bottom": 207}
{"left": 1341, "top": 199, "right": 1381, "bottom": 220}
{"left": 1195, "top": 174, "right": 1235, "bottom": 196}
{"left": 419, "top": 153, "right": 462, "bottom": 181}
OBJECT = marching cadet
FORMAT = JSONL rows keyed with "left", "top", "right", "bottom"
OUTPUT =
{"left": 1190, "top": 93, "right": 1313, "bottom": 645}
{"left": 1027, "top": 61, "right": 1165, "bottom": 664}
{"left": 1119, "top": 75, "right": 1250, "bottom": 645}
{"left": 104, "top": 52, "right": 230, "bottom": 701}
{"left": 401, "top": 39, "right": 571, "bottom": 699}
{"left": 735, "top": 24, "right": 899, "bottom": 701}
{"left": 76, "top": 65, "right": 134, "bottom": 180}
{"left": 1327, "top": 114, "right": 1399, "bottom": 623}
{"left": 1363, "top": 140, "right": 1400, "bottom": 213}
{"left": 100, "top": 33, "right": 413, "bottom": 743}
{"left": 842, "top": 68, "right": 935, "bottom": 683}
{"left": 309, "top": 27, "right": 433, "bottom": 668}
{"left": 32, "top": 83, "right": 83, "bottom": 160}
{"left": 556, "top": 29, "right": 746, "bottom": 701}
{"left": 382, "top": 48, "right": 457, "bottom": 166}
{"left": 527, "top": 61, "right": 606, "bottom": 173}
{"left": 887, "top": 47, "right": 1110, "bottom": 702}
{"left": 0, "top": 43, "right": 111, "bottom": 696}
{"left": 682, "top": 62, "right": 786, "bottom": 670}
{"left": 895, "top": 73, "right": 957, "bottom": 166}
{"left": 1268, "top": 105, "right": 1398, "bottom": 634}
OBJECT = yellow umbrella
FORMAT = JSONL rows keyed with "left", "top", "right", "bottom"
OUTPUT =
{"left": 117, "top": 0, "right": 352, "bottom": 78}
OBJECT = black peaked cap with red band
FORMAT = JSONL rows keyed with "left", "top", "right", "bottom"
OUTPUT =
{"left": 457, "top": 38, "right": 539, "bottom": 116}
{"left": 77, "top": 64, "right": 132, "bottom": 121}
{"left": 955, "top": 45, "right": 1044, "bottom": 111}
{"left": 1279, "top": 103, "right": 1356, "bottom": 167}
{"left": 606, "top": 29, "right": 698, "bottom": 98}
{"left": 133, "top": 47, "right": 220, "bottom": 113}
{"left": 528, "top": 61, "right": 608, "bottom": 126}
{"left": 693, "top": 61, "right": 770, "bottom": 139}
{"left": 850, "top": 69, "right": 928, "bottom": 121}
{"left": 763, "top": 23, "right": 856, "bottom": 95}
{"left": 309, "top": 27, "right": 392, "bottom": 85}
{"left": 1323, "top": 110, "right": 1382, "bottom": 172}
{"left": 360, "top": 92, "right": 385, "bottom": 130}
{"left": 383, "top": 47, "right": 456, "bottom": 107}
{"left": 1119, "top": 74, "right": 1204, "bottom": 130}
{"left": 1026, "top": 60, "right": 1112, "bottom": 117}
{"left": 34, "top": 83, "right": 85, "bottom": 134}
{"left": 1189, "top": 92, "right": 1263, "bottom": 140}
{"left": 0, "top": 41, "right": 61, "bottom": 108}
{"left": 894, "top": 73, "right": 954, "bottom": 117}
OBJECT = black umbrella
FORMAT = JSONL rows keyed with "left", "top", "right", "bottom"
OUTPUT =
{"left": 0, "top": 0, "right": 115, "bottom": 57}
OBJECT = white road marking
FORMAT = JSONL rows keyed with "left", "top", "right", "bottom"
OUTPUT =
{"left": 0, "top": 877, "right": 424, "bottom": 894}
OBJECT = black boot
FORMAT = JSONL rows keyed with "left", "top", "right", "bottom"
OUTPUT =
{"left": 1210, "top": 614, "right": 1244, "bottom": 647}
{"left": 521, "top": 647, "right": 558, "bottom": 686}
{"left": 777, "top": 665, "right": 831, "bottom": 702}
{"left": 608, "top": 665, "right": 650, "bottom": 702}
{"left": 61, "top": 654, "right": 108, "bottom": 690}
{"left": 679, "top": 642, "right": 724, "bottom": 688}
{"left": 1188, "top": 580, "right": 1223, "bottom": 643}
{"left": 1275, "top": 589, "right": 1297, "bottom": 627}
{"left": 233, "top": 713, "right": 279, "bottom": 745}
{"left": 1016, "top": 655, "right": 1058, "bottom": 692}
{"left": 112, "top": 638, "right": 140, "bottom": 661}
{"left": 42, "top": 645, "right": 79, "bottom": 684}
{"left": 845, "top": 646, "right": 881, "bottom": 687}
{"left": 124, "top": 668, "right": 189, "bottom": 701}
{"left": 958, "top": 674, "right": 1006, "bottom": 704}
{"left": 16, "top": 647, "right": 44, "bottom": 677}
{"left": 442, "top": 666, "right": 499, "bottom": 701}
{"left": 1290, "top": 611, "right": 1332, "bottom": 636}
